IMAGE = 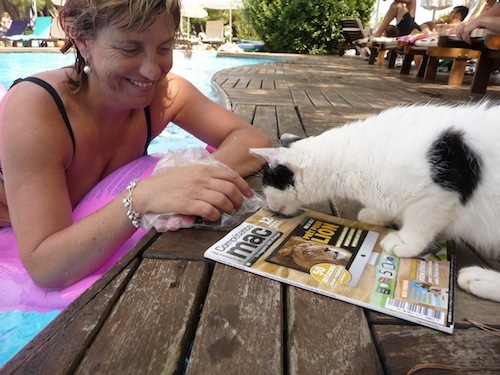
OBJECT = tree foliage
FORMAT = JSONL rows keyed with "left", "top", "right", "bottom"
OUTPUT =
{"left": 1, "top": 0, "right": 56, "bottom": 21}
{"left": 243, "top": 0, "right": 375, "bottom": 54}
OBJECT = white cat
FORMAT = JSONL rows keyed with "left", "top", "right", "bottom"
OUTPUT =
{"left": 251, "top": 102, "right": 500, "bottom": 303}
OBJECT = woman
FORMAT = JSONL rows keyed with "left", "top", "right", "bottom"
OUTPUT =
{"left": 0, "top": 0, "right": 270, "bottom": 289}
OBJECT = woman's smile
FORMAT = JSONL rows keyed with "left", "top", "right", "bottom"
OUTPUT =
{"left": 128, "top": 78, "right": 154, "bottom": 89}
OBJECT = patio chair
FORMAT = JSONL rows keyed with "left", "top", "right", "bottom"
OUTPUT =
{"left": 7, "top": 16, "right": 52, "bottom": 47}
{"left": 44, "top": 17, "right": 67, "bottom": 47}
{"left": 0, "top": 20, "right": 28, "bottom": 46}
{"left": 339, "top": 18, "right": 367, "bottom": 55}
{"left": 200, "top": 20, "right": 224, "bottom": 48}
{"left": 399, "top": 0, "right": 496, "bottom": 90}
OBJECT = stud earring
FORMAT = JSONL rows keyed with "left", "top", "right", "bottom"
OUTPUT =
{"left": 83, "top": 64, "right": 92, "bottom": 75}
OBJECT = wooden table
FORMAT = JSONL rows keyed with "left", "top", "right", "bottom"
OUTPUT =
{"left": 3, "top": 174, "right": 500, "bottom": 374}
{"left": 2, "top": 54, "right": 500, "bottom": 375}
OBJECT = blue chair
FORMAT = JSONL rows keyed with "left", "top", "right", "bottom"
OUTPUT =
{"left": 0, "top": 20, "right": 28, "bottom": 46}
{"left": 8, "top": 17, "right": 52, "bottom": 47}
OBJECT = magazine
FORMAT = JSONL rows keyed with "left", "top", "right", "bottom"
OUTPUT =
{"left": 204, "top": 207, "right": 455, "bottom": 333}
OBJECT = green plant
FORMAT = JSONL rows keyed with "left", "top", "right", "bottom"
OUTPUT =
{"left": 243, "top": 0, "right": 375, "bottom": 55}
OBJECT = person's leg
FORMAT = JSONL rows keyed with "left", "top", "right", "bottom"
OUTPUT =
{"left": 406, "top": 0, "right": 417, "bottom": 18}
{"left": 373, "top": 1, "right": 408, "bottom": 37}
{"left": 414, "top": 55, "right": 423, "bottom": 70}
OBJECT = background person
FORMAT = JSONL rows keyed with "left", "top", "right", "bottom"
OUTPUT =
{"left": 371, "top": 0, "right": 420, "bottom": 38}
{"left": 0, "top": 0, "right": 270, "bottom": 289}
{"left": 0, "top": 11, "right": 12, "bottom": 35}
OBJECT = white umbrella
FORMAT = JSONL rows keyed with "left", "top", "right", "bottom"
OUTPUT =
{"left": 420, "top": 0, "right": 454, "bottom": 21}
{"left": 182, "top": 6, "right": 208, "bottom": 19}
{"left": 181, "top": 3, "right": 208, "bottom": 37}
{"left": 200, "top": 0, "right": 244, "bottom": 41}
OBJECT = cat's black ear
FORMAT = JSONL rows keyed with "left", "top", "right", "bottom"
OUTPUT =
{"left": 280, "top": 133, "right": 302, "bottom": 148}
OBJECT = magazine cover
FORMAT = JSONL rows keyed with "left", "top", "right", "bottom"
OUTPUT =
{"left": 204, "top": 207, "right": 455, "bottom": 333}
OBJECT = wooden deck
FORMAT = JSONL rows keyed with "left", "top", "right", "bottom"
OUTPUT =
{"left": 2, "top": 53, "right": 500, "bottom": 375}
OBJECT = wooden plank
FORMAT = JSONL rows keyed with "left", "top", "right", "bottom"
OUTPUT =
{"left": 291, "top": 89, "right": 313, "bottom": 106}
{"left": 185, "top": 264, "right": 283, "bottom": 374}
{"left": 287, "top": 287, "right": 384, "bottom": 374}
{"left": 247, "top": 78, "right": 262, "bottom": 89}
{"left": 218, "top": 76, "right": 240, "bottom": 89}
{"left": 76, "top": 259, "right": 210, "bottom": 374}
{"left": 144, "top": 228, "right": 227, "bottom": 260}
{"left": 375, "top": 324, "right": 500, "bottom": 374}
{"left": 427, "top": 47, "right": 480, "bottom": 60}
{"left": 232, "top": 103, "right": 256, "bottom": 123}
{"left": 2, "top": 260, "right": 139, "bottom": 374}
{"left": 335, "top": 90, "right": 375, "bottom": 109}
{"left": 298, "top": 106, "right": 376, "bottom": 136}
{"left": 224, "top": 88, "right": 294, "bottom": 106}
{"left": 276, "top": 106, "right": 306, "bottom": 138}
{"left": 261, "top": 78, "right": 276, "bottom": 90}
{"left": 234, "top": 77, "right": 250, "bottom": 89}
{"left": 321, "top": 89, "right": 351, "bottom": 108}
{"left": 253, "top": 106, "right": 278, "bottom": 143}
{"left": 305, "top": 89, "right": 332, "bottom": 107}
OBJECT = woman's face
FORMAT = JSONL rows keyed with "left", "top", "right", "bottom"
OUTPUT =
{"left": 84, "top": 13, "right": 175, "bottom": 109}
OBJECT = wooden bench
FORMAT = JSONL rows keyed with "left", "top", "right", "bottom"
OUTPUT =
{"left": 339, "top": 18, "right": 367, "bottom": 56}
{"left": 364, "top": 39, "right": 401, "bottom": 66}
{"left": 437, "top": 33, "right": 500, "bottom": 93}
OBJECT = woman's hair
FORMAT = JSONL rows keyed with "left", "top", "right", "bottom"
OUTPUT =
{"left": 59, "top": 0, "right": 181, "bottom": 91}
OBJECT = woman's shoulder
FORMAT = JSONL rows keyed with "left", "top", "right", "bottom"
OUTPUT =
{"left": 6, "top": 68, "right": 71, "bottom": 100}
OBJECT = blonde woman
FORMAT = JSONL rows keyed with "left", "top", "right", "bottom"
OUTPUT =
{"left": 0, "top": 0, "right": 270, "bottom": 289}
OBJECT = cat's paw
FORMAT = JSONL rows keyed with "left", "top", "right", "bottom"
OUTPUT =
{"left": 457, "top": 266, "right": 500, "bottom": 302}
{"left": 380, "top": 232, "right": 424, "bottom": 258}
{"left": 357, "top": 208, "right": 391, "bottom": 226}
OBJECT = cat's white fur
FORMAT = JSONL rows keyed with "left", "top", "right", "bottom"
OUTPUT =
{"left": 252, "top": 102, "right": 500, "bottom": 302}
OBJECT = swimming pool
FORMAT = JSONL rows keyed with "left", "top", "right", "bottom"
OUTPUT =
{"left": 0, "top": 50, "right": 274, "bottom": 368}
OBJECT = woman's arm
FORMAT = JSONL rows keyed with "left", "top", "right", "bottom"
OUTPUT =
{"left": 0, "top": 81, "right": 254, "bottom": 289}
{"left": 162, "top": 73, "right": 272, "bottom": 176}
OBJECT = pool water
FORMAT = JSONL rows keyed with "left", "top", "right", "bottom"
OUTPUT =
{"left": 0, "top": 50, "right": 274, "bottom": 368}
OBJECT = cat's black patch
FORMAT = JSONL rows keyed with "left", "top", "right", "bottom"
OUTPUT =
{"left": 427, "top": 129, "right": 482, "bottom": 204}
{"left": 280, "top": 133, "right": 302, "bottom": 148}
{"left": 262, "top": 163, "right": 295, "bottom": 190}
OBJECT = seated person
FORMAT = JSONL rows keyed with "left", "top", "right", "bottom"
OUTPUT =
{"left": 455, "top": 2, "right": 500, "bottom": 43}
{"left": 436, "top": 5, "right": 469, "bottom": 26}
{"left": 371, "top": 0, "right": 420, "bottom": 38}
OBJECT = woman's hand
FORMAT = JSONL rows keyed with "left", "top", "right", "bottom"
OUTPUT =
{"left": 455, "top": 21, "right": 473, "bottom": 44}
{"left": 135, "top": 164, "right": 253, "bottom": 222}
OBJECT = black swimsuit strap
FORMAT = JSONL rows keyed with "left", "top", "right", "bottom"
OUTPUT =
{"left": 12, "top": 77, "right": 76, "bottom": 155}
{"left": 11, "top": 77, "right": 153, "bottom": 156}
{"left": 144, "top": 106, "right": 152, "bottom": 155}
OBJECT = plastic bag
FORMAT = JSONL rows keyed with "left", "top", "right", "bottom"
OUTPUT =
{"left": 141, "top": 148, "right": 264, "bottom": 232}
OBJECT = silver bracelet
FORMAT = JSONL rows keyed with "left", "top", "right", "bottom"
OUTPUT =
{"left": 123, "top": 178, "right": 142, "bottom": 228}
